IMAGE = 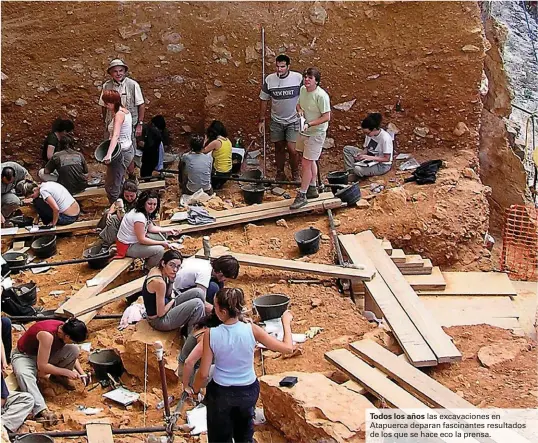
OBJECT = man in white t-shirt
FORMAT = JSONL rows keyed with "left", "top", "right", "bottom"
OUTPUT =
{"left": 258, "top": 55, "right": 303, "bottom": 181}
{"left": 23, "top": 181, "right": 80, "bottom": 226}
{"left": 173, "top": 255, "right": 240, "bottom": 313}
{"left": 343, "top": 113, "right": 394, "bottom": 179}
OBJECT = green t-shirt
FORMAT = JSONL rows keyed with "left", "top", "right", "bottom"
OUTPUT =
{"left": 299, "top": 85, "right": 331, "bottom": 136}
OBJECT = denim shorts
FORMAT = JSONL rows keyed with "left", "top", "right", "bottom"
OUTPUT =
{"left": 270, "top": 119, "right": 300, "bottom": 143}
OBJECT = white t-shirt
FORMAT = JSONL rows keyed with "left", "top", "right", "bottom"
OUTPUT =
{"left": 363, "top": 129, "right": 394, "bottom": 165}
{"left": 107, "top": 110, "right": 133, "bottom": 151}
{"left": 39, "top": 182, "right": 75, "bottom": 213}
{"left": 173, "top": 257, "right": 212, "bottom": 291}
{"left": 117, "top": 209, "right": 147, "bottom": 245}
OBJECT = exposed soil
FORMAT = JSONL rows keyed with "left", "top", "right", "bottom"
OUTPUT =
{"left": 2, "top": 2, "right": 536, "bottom": 443}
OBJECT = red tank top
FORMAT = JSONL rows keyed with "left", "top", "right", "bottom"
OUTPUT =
{"left": 17, "top": 320, "right": 65, "bottom": 356}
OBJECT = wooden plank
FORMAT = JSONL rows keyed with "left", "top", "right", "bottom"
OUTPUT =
{"left": 64, "top": 276, "right": 145, "bottom": 317}
{"left": 356, "top": 231, "right": 461, "bottom": 364}
{"left": 417, "top": 271, "right": 517, "bottom": 296}
{"left": 404, "top": 267, "right": 446, "bottom": 290}
{"left": 325, "top": 349, "right": 428, "bottom": 408}
{"left": 86, "top": 422, "right": 113, "bottom": 443}
{"left": 339, "top": 235, "right": 437, "bottom": 366}
{"left": 75, "top": 180, "right": 165, "bottom": 200}
{"left": 350, "top": 339, "right": 474, "bottom": 408}
{"left": 160, "top": 196, "right": 344, "bottom": 232}
{"left": 55, "top": 258, "right": 133, "bottom": 316}
{"left": 349, "top": 340, "right": 531, "bottom": 443}
{"left": 381, "top": 240, "right": 392, "bottom": 255}
{"left": 196, "top": 246, "right": 375, "bottom": 281}
{"left": 390, "top": 249, "right": 406, "bottom": 263}
{"left": 2, "top": 219, "right": 98, "bottom": 239}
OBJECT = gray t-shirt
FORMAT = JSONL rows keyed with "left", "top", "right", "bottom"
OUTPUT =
{"left": 259, "top": 71, "right": 303, "bottom": 124}
{"left": 182, "top": 152, "right": 213, "bottom": 193}
{"left": 45, "top": 149, "right": 88, "bottom": 195}
{"left": 1, "top": 162, "right": 28, "bottom": 194}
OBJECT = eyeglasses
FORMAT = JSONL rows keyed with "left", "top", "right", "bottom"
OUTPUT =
{"left": 167, "top": 262, "right": 180, "bottom": 271}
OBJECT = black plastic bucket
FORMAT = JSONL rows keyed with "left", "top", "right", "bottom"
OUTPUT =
{"left": 13, "top": 281, "right": 37, "bottom": 306}
{"left": 240, "top": 169, "right": 263, "bottom": 180}
{"left": 83, "top": 244, "right": 112, "bottom": 270}
{"left": 10, "top": 215, "right": 34, "bottom": 227}
{"left": 2, "top": 252, "right": 28, "bottom": 274}
{"left": 94, "top": 140, "right": 121, "bottom": 163}
{"left": 294, "top": 227, "right": 322, "bottom": 255}
{"left": 231, "top": 152, "right": 244, "bottom": 174}
{"left": 31, "top": 235, "right": 57, "bottom": 259}
{"left": 242, "top": 184, "right": 265, "bottom": 205}
{"left": 253, "top": 294, "right": 290, "bottom": 321}
{"left": 14, "top": 435, "right": 54, "bottom": 443}
{"left": 335, "top": 183, "right": 362, "bottom": 206}
{"left": 327, "top": 171, "right": 349, "bottom": 195}
{"left": 89, "top": 349, "right": 124, "bottom": 381}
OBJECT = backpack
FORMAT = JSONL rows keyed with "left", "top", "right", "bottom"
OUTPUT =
{"left": 404, "top": 160, "right": 443, "bottom": 185}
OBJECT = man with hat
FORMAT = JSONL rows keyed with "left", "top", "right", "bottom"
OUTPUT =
{"left": 98, "top": 59, "right": 145, "bottom": 176}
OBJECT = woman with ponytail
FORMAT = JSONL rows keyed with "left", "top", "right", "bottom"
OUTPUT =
{"left": 193, "top": 288, "right": 294, "bottom": 442}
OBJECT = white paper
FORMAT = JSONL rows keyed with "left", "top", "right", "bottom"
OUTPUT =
{"left": 78, "top": 342, "right": 92, "bottom": 352}
{"left": 27, "top": 225, "right": 56, "bottom": 233}
{"left": 300, "top": 116, "right": 307, "bottom": 132}
{"left": 395, "top": 153, "right": 411, "bottom": 160}
{"left": 187, "top": 404, "right": 207, "bottom": 435}
{"left": 1, "top": 277, "right": 13, "bottom": 290}
{"left": 86, "top": 277, "right": 103, "bottom": 287}
{"left": 31, "top": 263, "right": 50, "bottom": 274}
{"left": 103, "top": 387, "right": 140, "bottom": 406}
{"left": 1, "top": 227, "right": 19, "bottom": 235}
{"left": 170, "top": 211, "right": 189, "bottom": 222}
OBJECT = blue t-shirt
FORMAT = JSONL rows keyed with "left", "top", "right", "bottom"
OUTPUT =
{"left": 1, "top": 377, "right": 9, "bottom": 399}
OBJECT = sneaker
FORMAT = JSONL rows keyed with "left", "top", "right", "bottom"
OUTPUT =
{"left": 306, "top": 185, "right": 319, "bottom": 199}
{"left": 35, "top": 409, "right": 59, "bottom": 427}
{"left": 290, "top": 192, "right": 308, "bottom": 210}
{"left": 50, "top": 375, "right": 77, "bottom": 391}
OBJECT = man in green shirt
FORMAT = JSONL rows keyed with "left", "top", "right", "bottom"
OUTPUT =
{"left": 291, "top": 67, "right": 331, "bottom": 210}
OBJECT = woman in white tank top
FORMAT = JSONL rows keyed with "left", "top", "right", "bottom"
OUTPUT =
{"left": 193, "top": 288, "right": 294, "bottom": 442}
{"left": 101, "top": 90, "right": 134, "bottom": 204}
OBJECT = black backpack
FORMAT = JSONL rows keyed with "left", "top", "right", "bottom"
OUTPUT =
{"left": 404, "top": 160, "right": 443, "bottom": 185}
{"left": 1, "top": 287, "right": 38, "bottom": 317}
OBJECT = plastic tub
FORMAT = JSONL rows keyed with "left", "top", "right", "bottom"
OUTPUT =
{"left": 89, "top": 349, "right": 124, "bottom": 381}
{"left": 294, "top": 227, "right": 322, "bottom": 255}
{"left": 242, "top": 184, "right": 265, "bottom": 205}
{"left": 31, "top": 235, "right": 57, "bottom": 259}
{"left": 14, "top": 435, "right": 54, "bottom": 443}
{"left": 335, "top": 183, "right": 362, "bottom": 206}
{"left": 94, "top": 140, "right": 121, "bottom": 163}
{"left": 327, "top": 171, "right": 349, "bottom": 195}
{"left": 13, "top": 281, "right": 37, "bottom": 306}
{"left": 253, "top": 294, "right": 290, "bottom": 321}
{"left": 83, "top": 244, "right": 112, "bottom": 270}
{"left": 2, "top": 251, "right": 28, "bottom": 274}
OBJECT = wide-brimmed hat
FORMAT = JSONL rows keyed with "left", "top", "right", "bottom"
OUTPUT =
{"left": 107, "top": 59, "right": 128, "bottom": 73}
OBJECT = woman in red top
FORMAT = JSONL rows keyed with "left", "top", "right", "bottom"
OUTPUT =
{"left": 11, "top": 319, "right": 88, "bottom": 427}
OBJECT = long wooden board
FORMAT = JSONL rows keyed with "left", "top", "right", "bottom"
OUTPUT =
{"left": 325, "top": 349, "right": 428, "bottom": 408}
{"left": 196, "top": 246, "right": 375, "bottom": 281}
{"left": 74, "top": 180, "right": 165, "bottom": 200}
{"left": 160, "top": 196, "right": 344, "bottom": 232}
{"left": 55, "top": 258, "right": 133, "bottom": 316}
{"left": 1, "top": 219, "right": 98, "bottom": 239}
{"left": 353, "top": 266, "right": 446, "bottom": 293}
{"left": 339, "top": 235, "right": 437, "bottom": 366}
{"left": 356, "top": 231, "right": 461, "bottom": 364}
{"left": 86, "top": 422, "right": 113, "bottom": 443}
{"left": 64, "top": 276, "right": 145, "bottom": 317}
{"left": 417, "top": 271, "right": 517, "bottom": 296}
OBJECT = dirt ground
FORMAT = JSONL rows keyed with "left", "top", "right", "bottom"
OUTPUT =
{"left": 2, "top": 2, "right": 537, "bottom": 442}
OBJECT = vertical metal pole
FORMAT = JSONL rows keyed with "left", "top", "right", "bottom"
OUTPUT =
{"left": 261, "top": 27, "right": 267, "bottom": 177}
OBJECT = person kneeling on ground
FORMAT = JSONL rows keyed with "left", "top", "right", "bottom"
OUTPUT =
{"left": 173, "top": 255, "right": 240, "bottom": 314}
{"left": 202, "top": 120, "right": 232, "bottom": 190}
{"left": 40, "top": 134, "right": 88, "bottom": 195}
{"left": 11, "top": 318, "right": 88, "bottom": 427}
{"left": 23, "top": 181, "right": 80, "bottom": 226}
{"left": 1, "top": 162, "right": 33, "bottom": 223}
{"left": 343, "top": 112, "right": 394, "bottom": 179}
{"left": 180, "top": 135, "right": 213, "bottom": 196}
{"left": 40, "top": 118, "right": 75, "bottom": 165}
{"left": 139, "top": 115, "right": 170, "bottom": 178}
{"left": 192, "top": 288, "right": 294, "bottom": 443}
{"left": 97, "top": 180, "right": 138, "bottom": 247}
{"left": 2, "top": 376, "right": 34, "bottom": 433}
{"left": 143, "top": 250, "right": 205, "bottom": 334}
{"left": 115, "top": 190, "right": 180, "bottom": 269}
{"left": 177, "top": 312, "right": 222, "bottom": 391}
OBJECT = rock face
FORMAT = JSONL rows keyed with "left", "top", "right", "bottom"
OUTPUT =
{"left": 260, "top": 372, "right": 375, "bottom": 442}
{"left": 121, "top": 320, "right": 181, "bottom": 383}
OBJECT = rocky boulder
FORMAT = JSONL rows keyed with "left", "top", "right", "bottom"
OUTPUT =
{"left": 260, "top": 372, "right": 375, "bottom": 442}
{"left": 120, "top": 320, "right": 181, "bottom": 383}
{"left": 477, "top": 338, "right": 531, "bottom": 369}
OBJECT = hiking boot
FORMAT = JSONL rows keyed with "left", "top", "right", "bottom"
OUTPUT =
{"left": 306, "top": 185, "right": 319, "bottom": 199}
{"left": 290, "top": 192, "right": 308, "bottom": 210}
{"left": 35, "top": 409, "right": 59, "bottom": 427}
{"left": 50, "top": 374, "right": 77, "bottom": 391}
{"left": 275, "top": 171, "right": 288, "bottom": 182}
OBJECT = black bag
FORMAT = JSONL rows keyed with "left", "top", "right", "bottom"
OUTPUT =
{"left": 1, "top": 287, "right": 39, "bottom": 316}
{"left": 404, "top": 160, "right": 443, "bottom": 185}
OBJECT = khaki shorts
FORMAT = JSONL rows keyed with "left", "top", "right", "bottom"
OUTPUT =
{"left": 296, "top": 133, "right": 326, "bottom": 161}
